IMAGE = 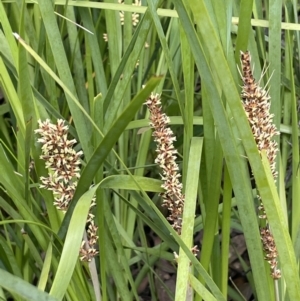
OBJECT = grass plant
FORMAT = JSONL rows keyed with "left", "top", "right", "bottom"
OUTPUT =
{"left": 0, "top": 1, "right": 300, "bottom": 301}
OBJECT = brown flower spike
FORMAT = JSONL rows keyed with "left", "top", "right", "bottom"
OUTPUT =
{"left": 240, "top": 51, "right": 281, "bottom": 279}
{"left": 35, "top": 119, "right": 98, "bottom": 261}
{"left": 145, "top": 93, "right": 184, "bottom": 234}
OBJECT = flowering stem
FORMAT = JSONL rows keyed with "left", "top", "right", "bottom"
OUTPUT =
{"left": 35, "top": 119, "right": 98, "bottom": 261}
{"left": 240, "top": 51, "right": 280, "bottom": 279}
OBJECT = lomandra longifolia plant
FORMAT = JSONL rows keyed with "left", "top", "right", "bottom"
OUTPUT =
{"left": 240, "top": 51, "right": 281, "bottom": 279}
{"left": 35, "top": 119, "right": 98, "bottom": 262}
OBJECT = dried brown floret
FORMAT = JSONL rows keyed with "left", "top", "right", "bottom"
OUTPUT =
{"left": 36, "top": 119, "right": 98, "bottom": 261}
{"left": 145, "top": 93, "right": 184, "bottom": 234}
{"left": 240, "top": 51, "right": 280, "bottom": 279}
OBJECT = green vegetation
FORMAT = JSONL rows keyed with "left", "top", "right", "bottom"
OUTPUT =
{"left": 0, "top": 1, "right": 299, "bottom": 300}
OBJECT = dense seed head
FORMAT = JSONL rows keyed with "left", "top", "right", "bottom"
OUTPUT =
{"left": 36, "top": 119, "right": 98, "bottom": 261}
{"left": 145, "top": 93, "right": 184, "bottom": 234}
{"left": 240, "top": 51, "right": 280, "bottom": 279}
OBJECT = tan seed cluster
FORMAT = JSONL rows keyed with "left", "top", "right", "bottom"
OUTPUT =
{"left": 240, "top": 51, "right": 279, "bottom": 179}
{"left": 145, "top": 93, "right": 184, "bottom": 234}
{"left": 103, "top": 33, "right": 108, "bottom": 42}
{"left": 35, "top": 119, "right": 98, "bottom": 261}
{"left": 79, "top": 221, "right": 99, "bottom": 262}
{"left": 260, "top": 228, "right": 281, "bottom": 279}
{"left": 240, "top": 51, "right": 280, "bottom": 279}
{"left": 103, "top": 2, "right": 150, "bottom": 50}
{"left": 118, "top": 0, "right": 141, "bottom": 26}
{"left": 35, "top": 119, "right": 82, "bottom": 211}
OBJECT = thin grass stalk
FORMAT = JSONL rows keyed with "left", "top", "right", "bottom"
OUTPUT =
{"left": 220, "top": 165, "right": 232, "bottom": 297}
